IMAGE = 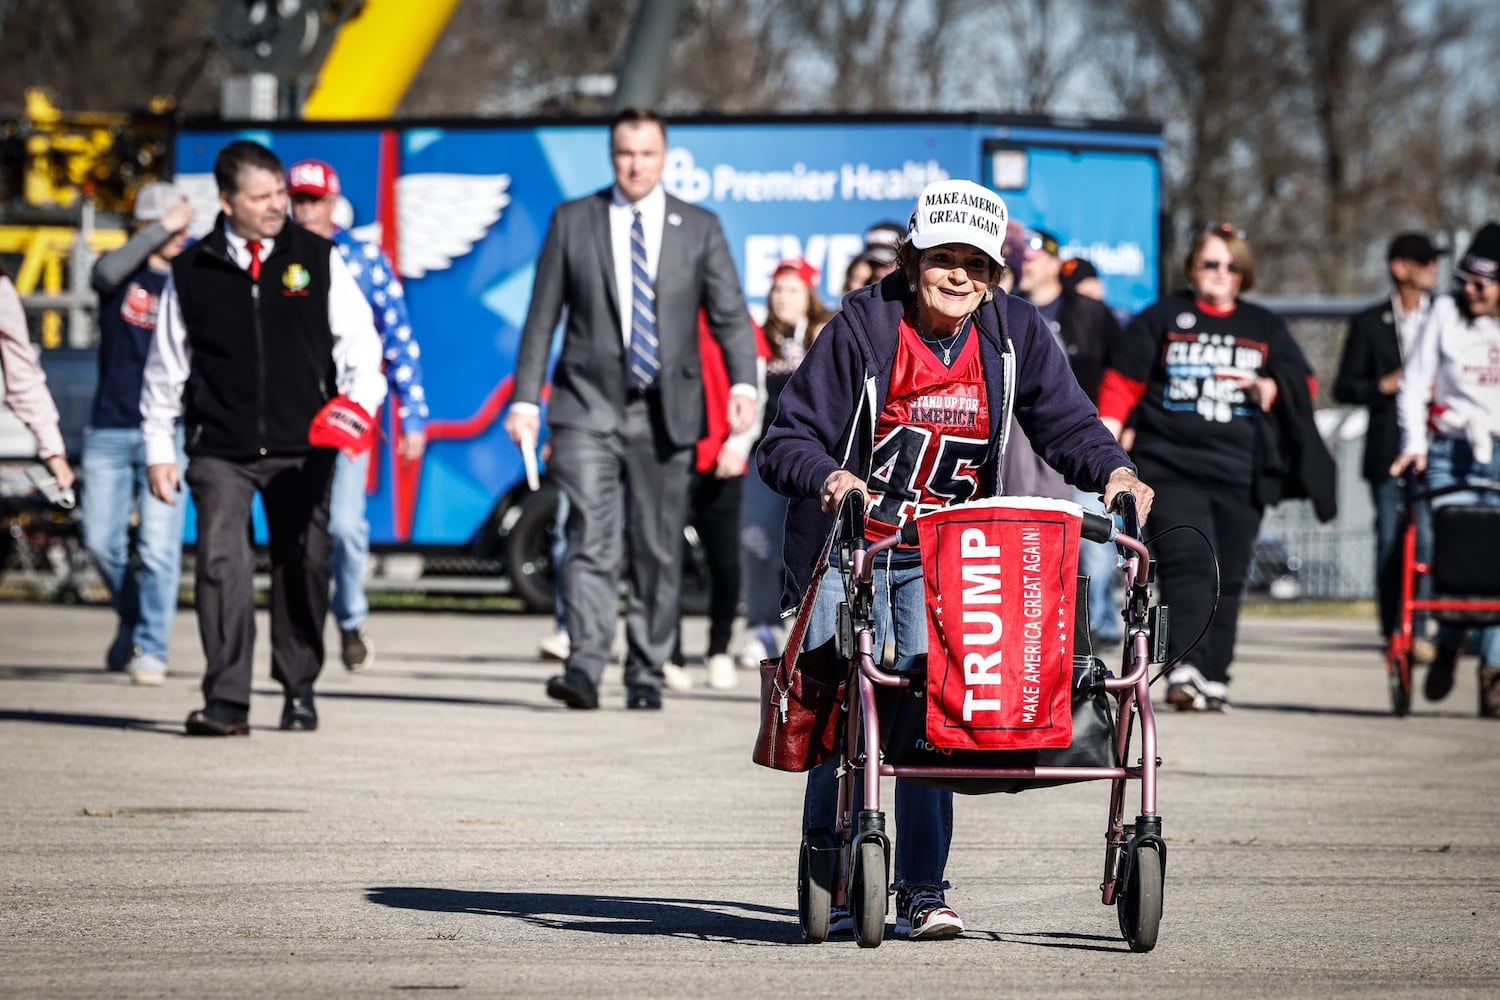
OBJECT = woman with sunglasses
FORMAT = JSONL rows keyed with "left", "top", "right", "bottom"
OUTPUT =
{"left": 1390, "top": 222, "right": 1500, "bottom": 717}
{"left": 1096, "top": 223, "right": 1333, "bottom": 712}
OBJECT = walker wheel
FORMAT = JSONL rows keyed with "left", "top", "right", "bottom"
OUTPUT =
{"left": 850, "top": 839, "right": 887, "bottom": 948}
{"left": 1116, "top": 844, "right": 1163, "bottom": 953}
{"left": 797, "top": 834, "right": 835, "bottom": 943}
{"left": 1386, "top": 649, "right": 1412, "bottom": 718}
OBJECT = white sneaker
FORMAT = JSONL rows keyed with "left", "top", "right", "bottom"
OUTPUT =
{"left": 538, "top": 630, "right": 570, "bottom": 661}
{"left": 662, "top": 662, "right": 694, "bottom": 692}
{"left": 736, "top": 636, "right": 769, "bottom": 669}
{"left": 126, "top": 652, "right": 167, "bottom": 687}
{"left": 705, "top": 653, "right": 736, "bottom": 690}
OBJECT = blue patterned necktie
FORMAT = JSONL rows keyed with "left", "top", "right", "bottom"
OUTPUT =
{"left": 628, "top": 209, "right": 659, "bottom": 389}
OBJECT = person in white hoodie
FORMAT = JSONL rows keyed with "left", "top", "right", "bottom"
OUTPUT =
{"left": 1391, "top": 222, "right": 1500, "bottom": 717}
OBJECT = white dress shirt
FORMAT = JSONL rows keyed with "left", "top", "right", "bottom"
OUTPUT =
{"left": 1391, "top": 290, "right": 1431, "bottom": 361}
{"left": 140, "top": 226, "right": 387, "bottom": 467}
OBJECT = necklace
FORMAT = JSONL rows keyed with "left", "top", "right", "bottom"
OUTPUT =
{"left": 934, "top": 331, "right": 961, "bottom": 365}
{"left": 922, "top": 319, "right": 966, "bottom": 365}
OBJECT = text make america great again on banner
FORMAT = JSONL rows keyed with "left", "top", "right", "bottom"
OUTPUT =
{"left": 917, "top": 498, "right": 1082, "bottom": 751}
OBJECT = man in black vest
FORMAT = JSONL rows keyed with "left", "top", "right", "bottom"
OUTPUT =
{"left": 141, "top": 140, "right": 387, "bottom": 736}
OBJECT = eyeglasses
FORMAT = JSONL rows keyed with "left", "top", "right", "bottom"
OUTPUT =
{"left": 1202, "top": 221, "right": 1246, "bottom": 240}
{"left": 1457, "top": 272, "right": 1496, "bottom": 291}
{"left": 1197, "top": 259, "right": 1242, "bottom": 274}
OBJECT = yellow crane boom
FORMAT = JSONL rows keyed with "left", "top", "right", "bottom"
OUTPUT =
{"left": 301, "top": 0, "right": 463, "bottom": 120}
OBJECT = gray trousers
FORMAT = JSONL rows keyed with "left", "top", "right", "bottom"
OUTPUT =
{"left": 549, "top": 396, "right": 694, "bottom": 693}
{"left": 183, "top": 451, "right": 336, "bottom": 709}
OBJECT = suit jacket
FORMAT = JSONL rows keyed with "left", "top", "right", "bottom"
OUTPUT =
{"left": 513, "top": 188, "right": 756, "bottom": 448}
{"left": 1333, "top": 299, "right": 1402, "bottom": 483}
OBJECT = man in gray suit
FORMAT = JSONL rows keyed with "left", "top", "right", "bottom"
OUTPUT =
{"left": 505, "top": 108, "right": 758, "bottom": 711}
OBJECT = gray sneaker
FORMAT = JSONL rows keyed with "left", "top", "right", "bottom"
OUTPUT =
{"left": 341, "top": 627, "right": 374, "bottom": 672}
{"left": 126, "top": 652, "right": 167, "bottom": 687}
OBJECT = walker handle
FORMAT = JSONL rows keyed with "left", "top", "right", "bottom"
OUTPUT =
{"left": 1081, "top": 511, "right": 1115, "bottom": 543}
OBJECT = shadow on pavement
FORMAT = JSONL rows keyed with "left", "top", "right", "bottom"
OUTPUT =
{"left": 1229, "top": 701, "right": 1401, "bottom": 719}
{"left": 366, "top": 887, "right": 801, "bottom": 944}
{"left": 0, "top": 708, "right": 172, "bottom": 732}
{"left": 990, "top": 929, "right": 1129, "bottom": 953}
{"left": 259, "top": 688, "right": 555, "bottom": 712}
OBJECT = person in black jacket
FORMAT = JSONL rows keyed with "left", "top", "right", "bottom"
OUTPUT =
{"left": 1333, "top": 233, "right": 1441, "bottom": 657}
{"left": 141, "top": 140, "right": 387, "bottom": 737}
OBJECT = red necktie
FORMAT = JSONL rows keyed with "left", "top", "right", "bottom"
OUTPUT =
{"left": 247, "top": 240, "right": 262, "bottom": 280}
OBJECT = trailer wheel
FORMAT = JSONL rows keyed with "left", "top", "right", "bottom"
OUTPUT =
{"left": 501, "top": 483, "right": 560, "bottom": 613}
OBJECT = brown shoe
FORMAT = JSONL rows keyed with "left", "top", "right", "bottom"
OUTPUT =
{"left": 1479, "top": 663, "right": 1500, "bottom": 719}
{"left": 1411, "top": 637, "right": 1438, "bottom": 664}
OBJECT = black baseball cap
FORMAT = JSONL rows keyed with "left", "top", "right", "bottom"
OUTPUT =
{"left": 1059, "top": 257, "right": 1098, "bottom": 290}
{"left": 1387, "top": 232, "right": 1441, "bottom": 264}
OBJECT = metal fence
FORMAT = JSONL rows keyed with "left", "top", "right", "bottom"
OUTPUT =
{"left": 1259, "top": 406, "right": 1377, "bottom": 601}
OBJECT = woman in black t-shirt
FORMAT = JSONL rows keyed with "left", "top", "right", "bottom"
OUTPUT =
{"left": 1098, "top": 223, "right": 1317, "bottom": 712}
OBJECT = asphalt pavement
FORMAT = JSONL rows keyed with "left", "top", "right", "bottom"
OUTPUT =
{"left": 1, "top": 603, "right": 1497, "bottom": 998}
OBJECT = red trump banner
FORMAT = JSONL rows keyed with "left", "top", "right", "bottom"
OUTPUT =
{"left": 917, "top": 498, "right": 1081, "bottom": 751}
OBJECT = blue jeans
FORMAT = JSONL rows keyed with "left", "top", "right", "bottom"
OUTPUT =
{"left": 1427, "top": 435, "right": 1500, "bottom": 664}
{"left": 328, "top": 450, "right": 371, "bottom": 631}
{"left": 1075, "top": 487, "right": 1122, "bottom": 641}
{"left": 80, "top": 426, "right": 186, "bottom": 662}
{"left": 741, "top": 460, "right": 788, "bottom": 629}
{"left": 801, "top": 557, "right": 953, "bottom": 889}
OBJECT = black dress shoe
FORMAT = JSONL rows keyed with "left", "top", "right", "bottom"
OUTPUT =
{"left": 280, "top": 690, "right": 318, "bottom": 731}
{"left": 625, "top": 686, "right": 662, "bottom": 710}
{"left": 546, "top": 672, "right": 599, "bottom": 710}
{"left": 185, "top": 701, "right": 250, "bottom": 737}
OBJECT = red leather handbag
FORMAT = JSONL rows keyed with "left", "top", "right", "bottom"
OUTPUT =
{"left": 752, "top": 638, "right": 849, "bottom": 772}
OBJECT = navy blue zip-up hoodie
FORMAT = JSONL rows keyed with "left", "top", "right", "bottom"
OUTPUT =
{"left": 756, "top": 270, "right": 1132, "bottom": 607}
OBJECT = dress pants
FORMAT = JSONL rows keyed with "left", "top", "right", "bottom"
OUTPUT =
{"left": 549, "top": 394, "right": 694, "bottom": 694}
{"left": 183, "top": 451, "right": 336, "bottom": 710}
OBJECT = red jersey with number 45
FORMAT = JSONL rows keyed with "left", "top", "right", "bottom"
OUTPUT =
{"left": 865, "top": 318, "right": 991, "bottom": 545}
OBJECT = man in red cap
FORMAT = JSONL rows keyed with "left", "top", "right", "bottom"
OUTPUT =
{"left": 288, "top": 157, "right": 429, "bottom": 674}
